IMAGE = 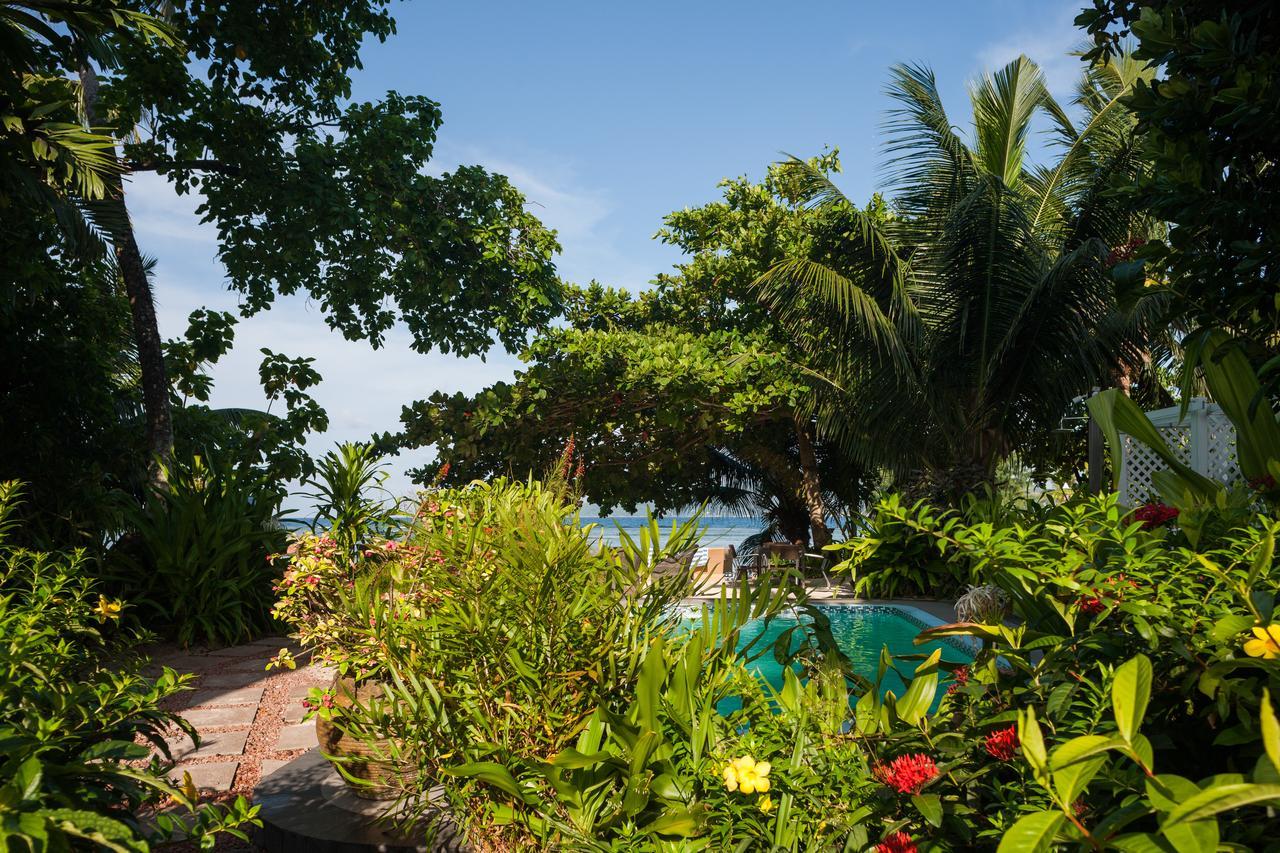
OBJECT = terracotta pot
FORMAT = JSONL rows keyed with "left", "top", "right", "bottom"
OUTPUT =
{"left": 314, "top": 675, "right": 406, "bottom": 800}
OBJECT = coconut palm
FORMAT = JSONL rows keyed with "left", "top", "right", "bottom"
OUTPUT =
{"left": 755, "top": 53, "right": 1166, "bottom": 497}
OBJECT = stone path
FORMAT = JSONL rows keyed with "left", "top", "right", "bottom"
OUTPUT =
{"left": 145, "top": 636, "right": 334, "bottom": 798}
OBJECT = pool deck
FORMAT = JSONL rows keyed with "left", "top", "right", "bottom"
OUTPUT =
{"left": 681, "top": 580, "right": 957, "bottom": 624}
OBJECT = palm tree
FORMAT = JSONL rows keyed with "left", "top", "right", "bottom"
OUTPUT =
{"left": 756, "top": 53, "right": 1165, "bottom": 498}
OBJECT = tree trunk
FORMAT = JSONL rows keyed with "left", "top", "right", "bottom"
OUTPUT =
{"left": 793, "top": 415, "right": 832, "bottom": 548}
{"left": 80, "top": 66, "right": 173, "bottom": 488}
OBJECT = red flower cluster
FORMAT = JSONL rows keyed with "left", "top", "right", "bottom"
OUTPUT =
{"left": 984, "top": 725, "right": 1019, "bottom": 761}
{"left": 876, "top": 832, "right": 918, "bottom": 853}
{"left": 1249, "top": 474, "right": 1277, "bottom": 493}
{"left": 1133, "top": 502, "right": 1179, "bottom": 530}
{"left": 1105, "top": 237, "right": 1146, "bottom": 267}
{"left": 947, "top": 664, "right": 969, "bottom": 695}
{"left": 874, "top": 753, "right": 938, "bottom": 794}
{"left": 1079, "top": 595, "right": 1106, "bottom": 615}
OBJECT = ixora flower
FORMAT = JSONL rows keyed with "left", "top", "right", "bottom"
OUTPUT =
{"left": 1244, "top": 624, "right": 1280, "bottom": 659}
{"left": 1079, "top": 595, "right": 1106, "bottom": 615}
{"left": 722, "top": 755, "right": 771, "bottom": 794}
{"left": 1133, "top": 501, "right": 1179, "bottom": 530}
{"left": 984, "top": 725, "right": 1019, "bottom": 761}
{"left": 876, "top": 831, "right": 918, "bottom": 853}
{"left": 874, "top": 753, "right": 938, "bottom": 794}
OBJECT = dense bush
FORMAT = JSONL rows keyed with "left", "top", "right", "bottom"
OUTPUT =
{"left": 111, "top": 453, "right": 287, "bottom": 647}
{"left": 0, "top": 482, "right": 260, "bottom": 849}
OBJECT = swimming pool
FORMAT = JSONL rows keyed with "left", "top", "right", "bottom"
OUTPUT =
{"left": 681, "top": 603, "right": 974, "bottom": 707}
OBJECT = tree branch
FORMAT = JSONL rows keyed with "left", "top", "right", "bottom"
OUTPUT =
{"left": 126, "top": 159, "right": 241, "bottom": 176}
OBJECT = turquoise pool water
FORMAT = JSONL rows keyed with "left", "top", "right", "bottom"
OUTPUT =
{"left": 684, "top": 604, "right": 974, "bottom": 708}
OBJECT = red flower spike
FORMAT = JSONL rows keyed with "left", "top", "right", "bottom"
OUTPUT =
{"left": 876, "top": 831, "right": 918, "bottom": 853}
{"left": 874, "top": 753, "right": 938, "bottom": 794}
{"left": 984, "top": 725, "right": 1019, "bottom": 761}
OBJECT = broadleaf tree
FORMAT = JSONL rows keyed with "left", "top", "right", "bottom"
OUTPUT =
{"left": 395, "top": 154, "right": 882, "bottom": 547}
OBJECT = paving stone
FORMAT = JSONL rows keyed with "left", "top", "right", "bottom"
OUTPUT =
{"left": 258, "top": 759, "right": 290, "bottom": 779}
{"left": 171, "top": 762, "right": 238, "bottom": 792}
{"left": 180, "top": 704, "right": 259, "bottom": 728}
{"left": 166, "top": 728, "right": 249, "bottom": 760}
{"left": 275, "top": 722, "right": 317, "bottom": 751}
{"left": 197, "top": 671, "right": 265, "bottom": 689}
{"left": 287, "top": 681, "right": 328, "bottom": 700}
{"left": 181, "top": 686, "right": 264, "bottom": 708}
{"left": 153, "top": 655, "right": 215, "bottom": 675}
{"left": 281, "top": 698, "right": 311, "bottom": 723}
{"left": 208, "top": 643, "right": 277, "bottom": 658}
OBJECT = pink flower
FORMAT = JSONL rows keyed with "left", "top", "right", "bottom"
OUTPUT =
{"left": 984, "top": 725, "right": 1019, "bottom": 761}
{"left": 874, "top": 753, "right": 938, "bottom": 794}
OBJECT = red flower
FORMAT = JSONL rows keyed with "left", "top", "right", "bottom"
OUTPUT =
{"left": 1080, "top": 595, "right": 1106, "bottom": 615}
{"left": 947, "top": 664, "right": 969, "bottom": 695}
{"left": 984, "top": 725, "right": 1019, "bottom": 761}
{"left": 1133, "top": 502, "right": 1179, "bottom": 530}
{"left": 876, "top": 831, "right": 918, "bottom": 853}
{"left": 874, "top": 753, "right": 938, "bottom": 794}
{"left": 1249, "top": 474, "right": 1277, "bottom": 492}
{"left": 1105, "top": 237, "right": 1146, "bottom": 268}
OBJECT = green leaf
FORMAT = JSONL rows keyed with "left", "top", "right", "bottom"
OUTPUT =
{"left": 1209, "top": 614, "right": 1255, "bottom": 643}
{"left": 912, "top": 792, "right": 943, "bottom": 827}
{"left": 442, "top": 761, "right": 534, "bottom": 803}
{"left": 997, "top": 810, "right": 1065, "bottom": 853}
{"left": 641, "top": 804, "right": 707, "bottom": 838}
{"left": 1162, "top": 783, "right": 1280, "bottom": 828}
{"left": 1019, "top": 707, "right": 1050, "bottom": 788}
{"left": 1112, "top": 654, "right": 1153, "bottom": 743}
{"left": 1262, "top": 689, "right": 1280, "bottom": 772}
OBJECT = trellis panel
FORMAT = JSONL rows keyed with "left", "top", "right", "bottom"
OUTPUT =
{"left": 1117, "top": 398, "right": 1242, "bottom": 505}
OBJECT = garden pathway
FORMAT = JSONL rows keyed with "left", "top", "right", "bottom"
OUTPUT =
{"left": 145, "top": 636, "right": 333, "bottom": 799}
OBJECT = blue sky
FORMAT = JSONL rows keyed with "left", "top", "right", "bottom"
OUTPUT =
{"left": 128, "top": 0, "right": 1087, "bottom": 498}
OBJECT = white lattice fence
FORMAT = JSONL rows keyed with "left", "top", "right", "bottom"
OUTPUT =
{"left": 1118, "top": 397, "right": 1242, "bottom": 504}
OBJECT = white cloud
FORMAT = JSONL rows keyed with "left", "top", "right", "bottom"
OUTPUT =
{"left": 976, "top": 9, "right": 1089, "bottom": 98}
{"left": 432, "top": 142, "right": 656, "bottom": 291}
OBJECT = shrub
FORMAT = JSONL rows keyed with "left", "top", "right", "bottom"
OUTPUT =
{"left": 831, "top": 494, "right": 972, "bottom": 598}
{"left": 112, "top": 453, "right": 287, "bottom": 647}
{"left": 0, "top": 481, "right": 260, "bottom": 849}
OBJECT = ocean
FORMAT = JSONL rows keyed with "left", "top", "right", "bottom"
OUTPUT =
{"left": 282, "top": 514, "right": 762, "bottom": 550}
{"left": 582, "top": 516, "right": 761, "bottom": 549}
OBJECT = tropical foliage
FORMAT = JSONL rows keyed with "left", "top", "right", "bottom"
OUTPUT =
{"left": 109, "top": 453, "right": 288, "bottom": 647}
{"left": 1079, "top": 0, "right": 1280, "bottom": 358}
{"left": 0, "top": 481, "right": 260, "bottom": 849}
{"left": 752, "top": 53, "right": 1167, "bottom": 497}
{"left": 397, "top": 155, "right": 883, "bottom": 547}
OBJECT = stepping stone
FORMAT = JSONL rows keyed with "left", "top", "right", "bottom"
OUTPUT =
{"left": 258, "top": 759, "right": 290, "bottom": 779}
{"left": 282, "top": 700, "right": 309, "bottom": 724}
{"left": 153, "top": 655, "right": 215, "bottom": 675}
{"left": 180, "top": 705, "right": 259, "bottom": 728}
{"left": 198, "top": 671, "right": 266, "bottom": 689}
{"left": 275, "top": 723, "right": 317, "bottom": 751}
{"left": 288, "top": 682, "right": 328, "bottom": 700}
{"left": 171, "top": 762, "right": 238, "bottom": 792}
{"left": 166, "top": 728, "right": 249, "bottom": 760}
{"left": 181, "top": 686, "right": 264, "bottom": 708}
{"left": 209, "top": 644, "right": 277, "bottom": 658}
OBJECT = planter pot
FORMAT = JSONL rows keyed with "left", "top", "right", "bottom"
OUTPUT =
{"left": 314, "top": 675, "right": 406, "bottom": 800}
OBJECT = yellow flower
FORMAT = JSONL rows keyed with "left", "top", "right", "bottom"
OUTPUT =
{"left": 95, "top": 595, "right": 122, "bottom": 621}
{"left": 722, "top": 755, "right": 771, "bottom": 795}
{"left": 180, "top": 770, "right": 199, "bottom": 802}
{"left": 1244, "top": 624, "right": 1280, "bottom": 659}
{"left": 758, "top": 794, "right": 774, "bottom": 814}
